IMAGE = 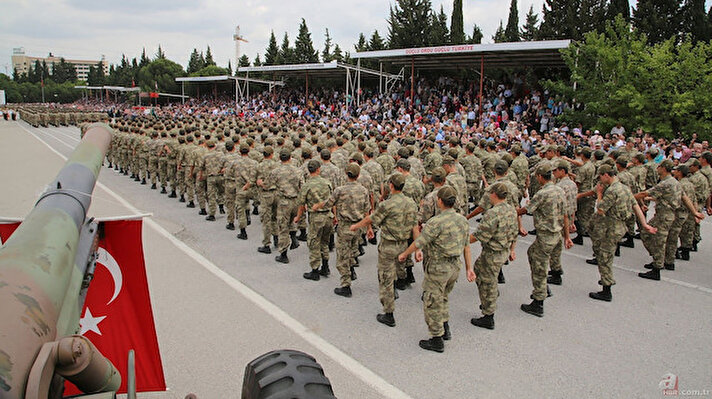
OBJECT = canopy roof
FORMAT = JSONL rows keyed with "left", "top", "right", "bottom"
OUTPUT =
{"left": 351, "top": 40, "right": 572, "bottom": 70}
{"left": 236, "top": 61, "right": 400, "bottom": 80}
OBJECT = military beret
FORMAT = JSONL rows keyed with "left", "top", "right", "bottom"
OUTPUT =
{"left": 396, "top": 158, "right": 411, "bottom": 171}
{"left": 346, "top": 163, "right": 360, "bottom": 178}
{"left": 442, "top": 155, "right": 455, "bottom": 166}
{"left": 307, "top": 159, "right": 321, "bottom": 173}
{"left": 494, "top": 159, "right": 509, "bottom": 175}
{"left": 534, "top": 161, "right": 553, "bottom": 176}
{"left": 431, "top": 167, "right": 446, "bottom": 183}
{"left": 659, "top": 159, "right": 674, "bottom": 172}
{"left": 555, "top": 159, "right": 569, "bottom": 172}
{"left": 437, "top": 186, "right": 457, "bottom": 202}
{"left": 389, "top": 173, "right": 406, "bottom": 188}
{"left": 596, "top": 164, "right": 615, "bottom": 177}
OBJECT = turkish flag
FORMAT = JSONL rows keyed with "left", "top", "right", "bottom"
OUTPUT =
{"left": 0, "top": 220, "right": 166, "bottom": 395}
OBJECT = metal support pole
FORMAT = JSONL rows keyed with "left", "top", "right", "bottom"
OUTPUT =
{"left": 410, "top": 57, "right": 414, "bottom": 109}
{"left": 345, "top": 68, "right": 350, "bottom": 107}
{"left": 246, "top": 71, "right": 250, "bottom": 98}
{"left": 235, "top": 78, "right": 238, "bottom": 104}
{"left": 357, "top": 59, "right": 361, "bottom": 107}
{"left": 306, "top": 70, "right": 309, "bottom": 101}
{"left": 478, "top": 55, "right": 484, "bottom": 123}
{"left": 181, "top": 82, "right": 185, "bottom": 104}
{"left": 379, "top": 62, "right": 383, "bottom": 94}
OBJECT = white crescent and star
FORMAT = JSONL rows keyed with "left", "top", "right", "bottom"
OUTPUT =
{"left": 79, "top": 308, "right": 106, "bottom": 335}
{"left": 79, "top": 247, "right": 124, "bottom": 336}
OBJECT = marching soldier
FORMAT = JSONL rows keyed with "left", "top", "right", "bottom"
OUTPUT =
{"left": 295, "top": 160, "right": 333, "bottom": 281}
{"left": 271, "top": 149, "right": 304, "bottom": 263}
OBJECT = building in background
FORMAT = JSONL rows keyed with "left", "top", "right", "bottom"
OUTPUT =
{"left": 11, "top": 47, "right": 108, "bottom": 81}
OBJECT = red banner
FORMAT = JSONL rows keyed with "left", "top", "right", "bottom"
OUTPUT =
{"left": 0, "top": 220, "right": 166, "bottom": 395}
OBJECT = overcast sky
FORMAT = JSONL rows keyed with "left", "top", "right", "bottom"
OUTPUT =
{"left": 0, "top": 0, "right": 707, "bottom": 77}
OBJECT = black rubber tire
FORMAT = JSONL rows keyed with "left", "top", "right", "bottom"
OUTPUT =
{"left": 242, "top": 349, "right": 336, "bottom": 399}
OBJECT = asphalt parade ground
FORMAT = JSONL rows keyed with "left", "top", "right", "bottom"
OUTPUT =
{"left": 1, "top": 119, "right": 711, "bottom": 398}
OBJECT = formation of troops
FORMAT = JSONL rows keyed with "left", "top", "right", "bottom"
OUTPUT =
{"left": 21, "top": 108, "right": 710, "bottom": 354}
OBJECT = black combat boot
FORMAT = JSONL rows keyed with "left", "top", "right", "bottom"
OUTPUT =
{"left": 419, "top": 336, "right": 444, "bottom": 353}
{"left": 237, "top": 228, "right": 248, "bottom": 240}
{"left": 442, "top": 321, "right": 452, "bottom": 340}
{"left": 319, "top": 259, "right": 330, "bottom": 276}
{"left": 680, "top": 247, "right": 690, "bottom": 261}
{"left": 108, "top": 162, "right": 112, "bottom": 168}
{"left": 406, "top": 267, "right": 415, "bottom": 284}
{"left": 528, "top": 229, "right": 537, "bottom": 235}
{"left": 520, "top": 299, "right": 544, "bottom": 317}
{"left": 123, "top": 170, "right": 129, "bottom": 176}
{"left": 368, "top": 235, "right": 378, "bottom": 245}
{"left": 334, "top": 286, "right": 352, "bottom": 297}
{"left": 303, "top": 269, "right": 320, "bottom": 281}
{"left": 547, "top": 271, "right": 562, "bottom": 285}
{"left": 151, "top": 183, "right": 157, "bottom": 190}
{"left": 257, "top": 245, "right": 272, "bottom": 254}
{"left": 586, "top": 258, "right": 598, "bottom": 265}
{"left": 246, "top": 210, "right": 251, "bottom": 225}
{"left": 187, "top": 201, "right": 195, "bottom": 208}
{"left": 328, "top": 233, "right": 335, "bottom": 252}
{"left": 471, "top": 314, "right": 495, "bottom": 330}
{"left": 589, "top": 285, "right": 612, "bottom": 302}
{"left": 179, "top": 194, "right": 185, "bottom": 202}
{"left": 205, "top": 215, "right": 215, "bottom": 221}
{"left": 252, "top": 205, "right": 259, "bottom": 215}
{"left": 226, "top": 222, "right": 235, "bottom": 230}
{"left": 275, "top": 251, "right": 289, "bottom": 264}
{"left": 572, "top": 234, "right": 584, "bottom": 245}
{"left": 395, "top": 278, "right": 408, "bottom": 290}
{"left": 692, "top": 240, "right": 698, "bottom": 252}
{"left": 350, "top": 266, "right": 357, "bottom": 281}
{"left": 664, "top": 263, "right": 675, "bottom": 271}
{"left": 498, "top": 269, "right": 506, "bottom": 284}
{"left": 620, "top": 234, "right": 634, "bottom": 248}
{"left": 160, "top": 186, "right": 167, "bottom": 194}
{"left": 169, "top": 190, "right": 177, "bottom": 198}
{"left": 357, "top": 244, "right": 365, "bottom": 257}
{"left": 289, "top": 231, "right": 300, "bottom": 249}
{"left": 643, "top": 262, "right": 654, "bottom": 269}
{"left": 218, "top": 204, "right": 225, "bottom": 214}
{"left": 615, "top": 245, "right": 620, "bottom": 257}
{"left": 141, "top": 178, "right": 147, "bottom": 185}
{"left": 199, "top": 208, "right": 207, "bottom": 216}
{"left": 297, "top": 228, "right": 308, "bottom": 242}
{"left": 638, "top": 268, "right": 660, "bottom": 281}
{"left": 376, "top": 312, "right": 396, "bottom": 327}
{"left": 273, "top": 235, "right": 279, "bottom": 247}
{"left": 361, "top": 234, "right": 367, "bottom": 247}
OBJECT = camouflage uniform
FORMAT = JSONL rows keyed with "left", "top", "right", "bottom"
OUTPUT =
{"left": 527, "top": 181, "right": 567, "bottom": 300}
{"left": 683, "top": 169, "right": 710, "bottom": 247}
{"left": 297, "top": 175, "right": 333, "bottom": 271}
{"left": 591, "top": 178, "right": 635, "bottom": 286}
{"left": 445, "top": 172, "right": 468, "bottom": 215}
{"left": 235, "top": 152, "right": 259, "bottom": 229}
{"left": 641, "top": 174, "right": 681, "bottom": 270}
{"left": 204, "top": 145, "right": 226, "bottom": 217}
{"left": 461, "top": 153, "right": 483, "bottom": 203}
{"left": 270, "top": 161, "right": 304, "bottom": 254}
{"left": 666, "top": 176, "right": 695, "bottom": 265}
{"left": 257, "top": 155, "right": 280, "bottom": 247}
{"left": 415, "top": 208, "right": 469, "bottom": 338}
{"left": 556, "top": 175, "right": 578, "bottom": 219}
{"left": 223, "top": 152, "right": 240, "bottom": 225}
{"left": 473, "top": 202, "right": 518, "bottom": 315}
{"left": 575, "top": 161, "right": 596, "bottom": 236}
{"left": 371, "top": 193, "right": 418, "bottom": 313}
{"left": 322, "top": 180, "right": 370, "bottom": 288}
{"left": 478, "top": 177, "right": 520, "bottom": 210}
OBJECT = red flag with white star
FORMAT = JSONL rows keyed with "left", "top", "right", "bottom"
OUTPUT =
{"left": 1, "top": 220, "right": 166, "bottom": 395}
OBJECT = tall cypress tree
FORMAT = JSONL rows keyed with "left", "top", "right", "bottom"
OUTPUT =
{"left": 355, "top": 32, "right": 368, "bottom": 52}
{"left": 521, "top": 5, "right": 540, "bottom": 40}
{"left": 468, "top": 25, "right": 483, "bottom": 44}
{"left": 450, "top": 0, "right": 465, "bottom": 44}
{"left": 504, "top": 0, "right": 520, "bottom": 42}
{"left": 277, "top": 32, "right": 295, "bottom": 64}
{"left": 369, "top": 30, "right": 386, "bottom": 50}
{"left": 682, "top": 0, "right": 710, "bottom": 42}
{"left": 322, "top": 28, "right": 333, "bottom": 62}
{"left": 294, "top": 19, "right": 319, "bottom": 63}
{"left": 633, "top": 0, "right": 683, "bottom": 44}
{"left": 204, "top": 46, "right": 215, "bottom": 66}
{"left": 187, "top": 49, "right": 204, "bottom": 73}
{"left": 387, "top": 0, "right": 434, "bottom": 48}
{"left": 430, "top": 5, "right": 450, "bottom": 45}
{"left": 539, "top": 0, "right": 569, "bottom": 39}
{"left": 493, "top": 21, "right": 507, "bottom": 43}
{"left": 265, "top": 31, "right": 280, "bottom": 65}
{"left": 607, "top": 0, "right": 631, "bottom": 21}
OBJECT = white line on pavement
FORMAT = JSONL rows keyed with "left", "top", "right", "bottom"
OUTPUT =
{"left": 18, "top": 121, "right": 414, "bottom": 399}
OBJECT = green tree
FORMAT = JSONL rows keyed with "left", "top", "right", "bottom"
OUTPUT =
{"left": 387, "top": 0, "right": 434, "bottom": 48}
{"left": 332, "top": 44, "right": 344, "bottom": 62}
{"left": 505, "top": 0, "right": 520, "bottom": 42}
{"left": 539, "top": 0, "right": 576, "bottom": 39}
{"left": 238, "top": 54, "right": 250, "bottom": 67}
{"left": 355, "top": 32, "right": 368, "bottom": 52}
{"left": 277, "top": 32, "right": 295, "bottom": 64}
{"left": 87, "top": 64, "right": 105, "bottom": 86}
{"left": 681, "top": 0, "right": 710, "bottom": 42}
{"left": 294, "top": 18, "right": 319, "bottom": 63}
{"left": 139, "top": 58, "right": 185, "bottom": 92}
{"left": 51, "top": 58, "right": 77, "bottom": 83}
{"left": 155, "top": 45, "right": 166, "bottom": 60}
{"left": 468, "top": 25, "right": 483, "bottom": 44}
{"left": 190, "top": 65, "right": 228, "bottom": 77}
{"left": 633, "top": 0, "right": 683, "bottom": 44}
{"left": 493, "top": 21, "right": 506, "bottom": 43}
{"left": 253, "top": 54, "right": 263, "bottom": 66}
{"left": 607, "top": 0, "right": 631, "bottom": 21}
{"left": 140, "top": 48, "right": 150, "bottom": 67}
{"left": 577, "top": 0, "right": 607, "bottom": 39}
{"left": 322, "top": 28, "right": 333, "bottom": 62}
{"left": 187, "top": 48, "right": 205, "bottom": 74}
{"left": 450, "top": 0, "right": 465, "bottom": 44}
{"left": 369, "top": 30, "right": 386, "bottom": 51}
{"left": 227, "top": 60, "right": 233, "bottom": 76}
{"left": 430, "top": 5, "right": 450, "bottom": 45}
{"left": 521, "top": 5, "right": 540, "bottom": 41}
{"left": 265, "top": 31, "right": 280, "bottom": 65}
{"left": 205, "top": 46, "right": 216, "bottom": 66}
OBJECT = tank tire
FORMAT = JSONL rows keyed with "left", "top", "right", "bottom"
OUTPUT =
{"left": 242, "top": 349, "right": 335, "bottom": 399}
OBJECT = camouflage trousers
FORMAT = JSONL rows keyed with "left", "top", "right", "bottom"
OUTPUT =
{"left": 467, "top": 181, "right": 482, "bottom": 205}
{"left": 167, "top": 161, "right": 177, "bottom": 192}
{"left": 236, "top": 186, "right": 251, "bottom": 229}
{"left": 148, "top": 157, "right": 158, "bottom": 184}
{"left": 641, "top": 210, "right": 675, "bottom": 270}
{"left": 679, "top": 212, "right": 697, "bottom": 249}
{"left": 336, "top": 223, "right": 360, "bottom": 288}
{"left": 184, "top": 172, "right": 195, "bottom": 203}
{"left": 527, "top": 231, "right": 562, "bottom": 301}
{"left": 377, "top": 239, "right": 409, "bottom": 313}
{"left": 307, "top": 212, "right": 332, "bottom": 271}
{"left": 138, "top": 157, "right": 148, "bottom": 180}
{"left": 665, "top": 211, "right": 689, "bottom": 265}
{"left": 577, "top": 197, "right": 596, "bottom": 236}
{"left": 422, "top": 258, "right": 459, "bottom": 337}
{"left": 260, "top": 190, "right": 278, "bottom": 247}
{"left": 474, "top": 247, "right": 509, "bottom": 315}
{"left": 276, "top": 196, "right": 299, "bottom": 254}
{"left": 196, "top": 178, "right": 207, "bottom": 209}
{"left": 207, "top": 176, "right": 224, "bottom": 216}
{"left": 158, "top": 159, "right": 168, "bottom": 188}
{"left": 224, "top": 179, "right": 237, "bottom": 224}
{"left": 176, "top": 166, "right": 186, "bottom": 196}
{"left": 590, "top": 215, "right": 625, "bottom": 286}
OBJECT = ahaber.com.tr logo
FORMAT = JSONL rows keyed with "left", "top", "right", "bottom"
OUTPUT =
{"left": 659, "top": 373, "right": 679, "bottom": 396}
